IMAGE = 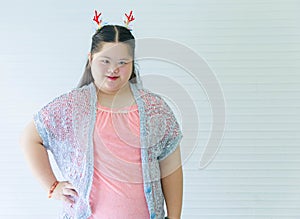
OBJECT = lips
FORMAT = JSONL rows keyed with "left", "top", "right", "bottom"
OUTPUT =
{"left": 107, "top": 76, "right": 119, "bottom": 80}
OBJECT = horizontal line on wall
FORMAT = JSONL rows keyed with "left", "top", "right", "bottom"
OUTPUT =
{"left": 192, "top": 41, "right": 300, "bottom": 45}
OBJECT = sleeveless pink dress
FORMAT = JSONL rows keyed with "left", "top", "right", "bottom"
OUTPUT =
{"left": 88, "top": 103, "right": 149, "bottom": 219}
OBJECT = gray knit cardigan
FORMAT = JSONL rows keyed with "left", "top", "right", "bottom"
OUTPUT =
{"left": 33, "top": 82, "right": 182, "bottom": 219}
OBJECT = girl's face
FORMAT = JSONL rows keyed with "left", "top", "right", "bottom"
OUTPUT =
{"left": 89, "top": 42, "right": 133, "bottom": 95}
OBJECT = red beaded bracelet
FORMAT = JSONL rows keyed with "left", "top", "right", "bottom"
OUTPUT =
{"left": 48, "top": 180, "right": 59, "bottom": 198}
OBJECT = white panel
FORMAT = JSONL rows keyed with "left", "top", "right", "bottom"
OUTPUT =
{"left": 1, "top": 0, "right": 300, "bottom": 218}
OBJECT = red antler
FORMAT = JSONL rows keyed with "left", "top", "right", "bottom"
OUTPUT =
{"left": 93, "top": 10, "right": 102, "bottom": 26}
{"left": 124, "top": 10, "right": 135, "bottom": 27}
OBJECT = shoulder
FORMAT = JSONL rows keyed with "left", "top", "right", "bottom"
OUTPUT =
{"left": 135, "top": 86, "right": 174, "bottom": 114}
{"left": 137, "top": 87, "right": 164, "bottom": 104}
{"left": 59, "top": 83, "right": 95, "bottom": 101}
{"left": 42, "top": 83, "right": 95, "bottom": 109}
{"left": 34, "top": 83, "right": 96, "bottom": 138}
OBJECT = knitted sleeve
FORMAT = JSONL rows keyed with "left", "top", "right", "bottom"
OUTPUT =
{"left": 33, "top": 84, "right": 96, "bottom": 218}
{"left": 140, "top": 89, "right": 183, "bottom": 161}
{"left": 33, "top": 86, "right": 93, "bottom": 157}
{"left": 33, "top": 91, "right": 73, "bottom": 152}
{"left": 156, "top": 96, "right": 183, "bottom": 161}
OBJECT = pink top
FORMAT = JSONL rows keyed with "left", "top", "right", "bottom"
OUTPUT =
{"left": 88, "top": 103, "right": 149, "bottom": 219}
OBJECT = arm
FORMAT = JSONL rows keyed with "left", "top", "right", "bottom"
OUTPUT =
{"left": 20, "top": 120, "right": 77, "bottom": 203}
{"left": 160, "top": 146, "right": 183, "bottom": 219}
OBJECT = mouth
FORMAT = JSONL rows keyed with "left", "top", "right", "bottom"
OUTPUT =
{"left": 106, "top": 76, "right": 119, "bottom": 81}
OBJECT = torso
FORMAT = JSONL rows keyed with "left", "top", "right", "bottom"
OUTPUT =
{"left": 88, "top": 102, "right": 149, "bottom": 219}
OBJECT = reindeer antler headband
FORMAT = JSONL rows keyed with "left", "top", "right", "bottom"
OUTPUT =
{"left": 93, "top": 10, "right": 135, "bottom": 31}
{"left": 93, "top": 10, "right": 103, "bottom": 29}
{"left": 123, "top": 10, "right": 135, "bottom": 30}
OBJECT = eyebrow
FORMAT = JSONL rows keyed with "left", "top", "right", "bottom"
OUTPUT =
{"left": 99, "top": 56, "right": 131, "bottom": 60}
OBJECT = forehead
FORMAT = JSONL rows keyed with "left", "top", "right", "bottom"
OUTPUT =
{"left": 95, "top": 42, "right": 131, "bottom": 59}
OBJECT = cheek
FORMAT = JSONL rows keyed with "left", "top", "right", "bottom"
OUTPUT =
{"left": 91, "top": 64, "right": 107, "bottom": 77}
{"left": 120, "top": 64, "right": 133, "bottom": 77}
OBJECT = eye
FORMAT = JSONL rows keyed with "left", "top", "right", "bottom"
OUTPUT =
{"left": 118, "top": 61, "right": 129, "bottom": 66}
{"left": 100, "top": 59, "right": 110, "bottom": 64}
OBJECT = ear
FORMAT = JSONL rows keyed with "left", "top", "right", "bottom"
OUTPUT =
{"left": 88, "top": 52, "right": 92, "bottom": 64}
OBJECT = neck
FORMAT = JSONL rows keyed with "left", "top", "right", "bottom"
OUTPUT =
{"left": 96, "top": 82, "right": 135, "bottom": 108}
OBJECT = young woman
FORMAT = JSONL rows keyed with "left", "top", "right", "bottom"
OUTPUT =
{"left": 21, "top": 24, "right": 183, "bottom": 219}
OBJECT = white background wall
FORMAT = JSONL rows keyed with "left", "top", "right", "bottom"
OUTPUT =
{"left": 1, "top": 0, "right": 300, "bottom": 218}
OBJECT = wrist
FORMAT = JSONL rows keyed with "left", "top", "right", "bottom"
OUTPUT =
{"left": 48, "top": 180, "right": 59, "bottom": 198}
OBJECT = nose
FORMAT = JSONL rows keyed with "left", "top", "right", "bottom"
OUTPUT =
{"left": 108, "top": 63, "right": 119, "bottom": 74}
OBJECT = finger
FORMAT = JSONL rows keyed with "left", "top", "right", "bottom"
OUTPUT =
{"left": 64, "top": 182, "right": 77, "bottom": 191}
{"left": 60, "top": 182, "right": 78, "bottom": 195}
{"left": 64, "top": 186, "right": 79, "bottom": 197}
{"left": 63, "top": 188, "right": 78, "bottom": 197}
{"left": 62, "top": 195, "right": 75, "bottom": 204}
